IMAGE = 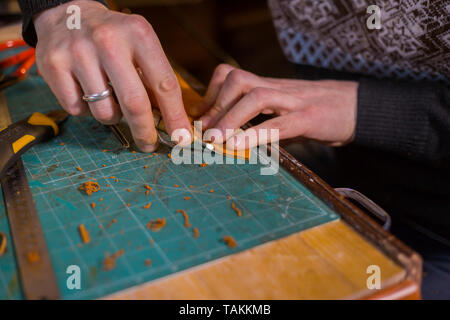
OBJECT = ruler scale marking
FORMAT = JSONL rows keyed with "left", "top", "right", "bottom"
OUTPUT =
{"left": 0, "top": 92, "right": 59, "bottom": 299}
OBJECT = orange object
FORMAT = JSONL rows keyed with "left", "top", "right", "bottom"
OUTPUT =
{"left": 209, "top": 189, "right": 214, "bottom": 193}
{"left": 231, "top": 203, "right": 242, "bottom": 217}
{"left": 223, "top": 236, "right": 237, "bottom": 248}
{"left": 78, "top": 180, "right": 100, "bottom": 196}
{"left": 90, "top": 202, "right": 96, "bottom": 209}
{"left": 103, "top": 249, "right": 124, "bottom": 271}
{"left": 193, "top": 126, "right": 251, "bottom": 161}
{"left": 144, "top": 184, "right": 152, "bottom": 191}
{"left": 0, "top": 232, "right": 6, "bottom": 257}
{"left": 174, "top": 184, "right": 180, "bottom": 188}
{"left": 76, "top": 166, "right": 82, "bottom": 172}
{"left": 145, "top": 259, "right": 152, "bottom": 267}
{"left": 126, "top": 188, "right": 131, "bottom": 192}
{"left": 184, "top": 196, "right": 191, "bottom": 201}
{"left": 0, "top": 47, "right": 33, "bottom": 68}
{"left": 78, "top": 224, "right": 91, "bottom": 244}
{"left": 144, "top": 202, "right": 152, "bottom": 209}
{"left": 200, "top": 163, "right": 207, "bottom": 167}
{"left": 176, "top": 209, "right": 191, "bottom": 228}
{"left": 0, "top": 39, "right": 27, "bottom": 51}
{"left": 26, "top": 252, "right": 40, "bottom": 263}
{"left": 147, "top": 218, "right": 166, "bottom": 231}
{"left": 193, "top": 227, "right": 199, "bottom": 238}
{"left": 0, "top": 40, "right": 36, "bottom": 86}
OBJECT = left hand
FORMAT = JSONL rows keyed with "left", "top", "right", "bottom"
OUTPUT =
{"left": 195, "top": 64, "right": 359, "bottom": 150}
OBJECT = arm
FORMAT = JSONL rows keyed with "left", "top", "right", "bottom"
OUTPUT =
{"left": 17, "top": 0, "right": 192, "bottom": 152}
{"left": 356, "top": 78, "right": 450, "bottom": 167}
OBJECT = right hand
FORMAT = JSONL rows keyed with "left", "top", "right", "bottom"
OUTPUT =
{"left": 33, "top": 0, "right": 192, "bottom": 152}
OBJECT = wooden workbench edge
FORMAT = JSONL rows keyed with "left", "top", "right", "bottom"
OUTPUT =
{"left": 276, "top": 146, "right": 423, "bottom": 287}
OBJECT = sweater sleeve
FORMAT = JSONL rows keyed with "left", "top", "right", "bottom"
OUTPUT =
{"left": 18, "top": 0, "right": 108, "bottom": 47}
{"left": 354, "top": 78, "right": 450, "bottom": 168}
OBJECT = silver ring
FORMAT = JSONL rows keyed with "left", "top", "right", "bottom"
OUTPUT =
{"left": 82, "top": 87, "right": 112, "bottom": 102}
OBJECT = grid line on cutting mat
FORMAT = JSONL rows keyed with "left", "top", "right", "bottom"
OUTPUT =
{"left": 0, "top": 72, "right": 338, "bottom": 299}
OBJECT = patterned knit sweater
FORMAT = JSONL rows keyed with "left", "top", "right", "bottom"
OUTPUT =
{"left": 268, "top": 0, "right": 449, "bottom": 84}
{"left": 267, "top": 1, "right": 450, "bottom": 235}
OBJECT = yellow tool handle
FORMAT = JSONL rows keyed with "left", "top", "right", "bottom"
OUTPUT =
{"left": 0, "top": 112, "right": 59, "bottom": 179}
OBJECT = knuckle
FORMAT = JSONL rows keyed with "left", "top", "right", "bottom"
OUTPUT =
{"left": 43, "top": 49, "right": 66, "bottom": 71}
{"left": 157, "top": 74, "right": 180, "bottom": 94}
{"left": 226, "top": 69, "right": 246, "bottom": 85}
{"left": 128, "top": 14, "right": 153, "bottom": 38}
{"left": 92, "top": 24, "right": 117, "bottom": 50}
{"left": 250, "top": 87, "right": 271, "bottom": 101}
{"left": 215, "top": 63, "right": 233, "bottom": 77}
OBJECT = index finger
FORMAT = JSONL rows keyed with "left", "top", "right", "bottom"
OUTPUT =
{"left": 133, "top": 22, "right": 192, "bottom": 146}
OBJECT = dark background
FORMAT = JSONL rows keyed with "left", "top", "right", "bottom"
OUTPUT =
{"left": 118, "top": 0, "right": 296, "bottom": 82}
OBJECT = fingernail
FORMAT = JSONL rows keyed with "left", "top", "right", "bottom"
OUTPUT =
{"left": 174, "top": 128, "right": 192, "bottom": 146}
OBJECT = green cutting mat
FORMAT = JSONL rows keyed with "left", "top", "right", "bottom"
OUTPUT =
{"left": 0, "top": 69, "right": 338, "bottom": 300}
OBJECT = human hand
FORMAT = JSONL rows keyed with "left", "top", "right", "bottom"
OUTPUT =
{"left": 33, "top": 0, "right": 192, "bottom": 152}
{"left": 196, "top": 64, "right": 358, "bottom": 150}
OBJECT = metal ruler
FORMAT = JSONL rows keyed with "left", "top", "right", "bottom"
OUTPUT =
{"left": 0, "top": 92, "right": 60, "bottom": 299}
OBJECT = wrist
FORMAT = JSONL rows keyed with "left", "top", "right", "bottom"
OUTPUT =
{"left": 33, "top": 0, "right": 108, "bottom": 38}
{"left": 344, "top": 81, "right": 358, "bottom": 145}
{"left": 33, "top": 5, "right": 65, "bottom": 37}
